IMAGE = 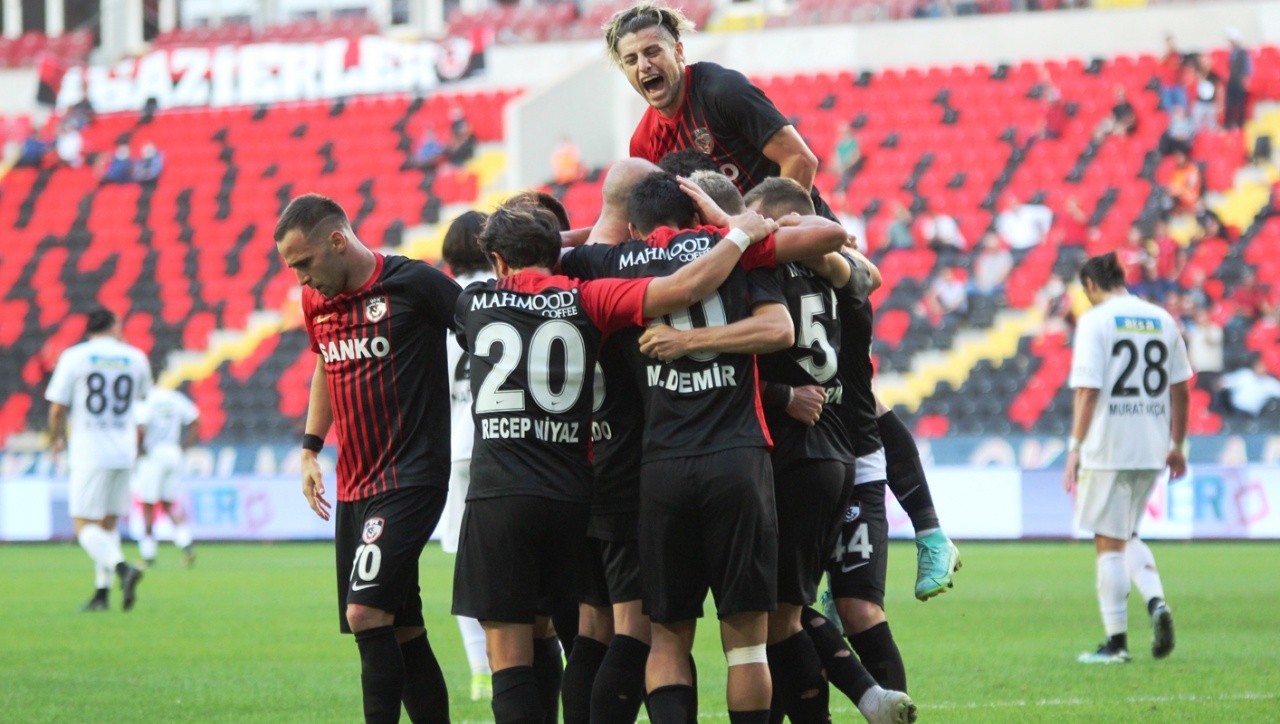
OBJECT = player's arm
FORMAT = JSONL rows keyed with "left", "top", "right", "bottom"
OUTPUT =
{"left": 47, "top": 403, "right": 68, "bottom": 462}
{"left": 772, "top": 216, "right": 848, "bottom": 264}
{"left": 181, "top": 420, "right": 199, "bottom": 451}
{"left": 1063, "top": 387, "right": 1100, "bottom": 493}
{"left": 760, "top": 381, "right": 826, "bottom": 427}
{"left": 639, "top": 212, "right": 777, "bottom": 319}
{"left": 639, "top": 302, "right": 794, "bottom": 361}
{"left": 762, "top": 125, "right": 819, "bottom": 191}
{"left": 301, "top": 357, "right": 335, "bottom": 521}
{"left": 562, "top": 227, "right": 592, "bottom": 248}
{"left": 1166, "top": 380, "right": 1189, "bottom": 479}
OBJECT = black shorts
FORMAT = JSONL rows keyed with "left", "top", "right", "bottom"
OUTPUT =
{"left": 774, "top": 459, "right": 855, "bottom": 606}
{"left": 334, "top": 485, "right": 446, "bottom": 634}
{"left": 639, "top": 448, "right": 777, "bottom": 623}
{"left": 579, "top": 535, "right": 643, "bottom": 608}
{"left": 826, "top": 481, "right": 888, "bottom": 609}
{"left": 452, "top": 496, "right": 588, "bottom": 624}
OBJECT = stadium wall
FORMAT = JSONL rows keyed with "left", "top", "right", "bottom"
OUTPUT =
{"left": 501, "top": 0, "right": 1280, "bottom": 185}
{"left": 4, "top": 444, "right": 1278, "bottom": 541}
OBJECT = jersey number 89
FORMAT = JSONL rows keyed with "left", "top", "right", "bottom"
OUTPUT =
{"left": 85, "top": 372, "right": 134, "bottom": 416}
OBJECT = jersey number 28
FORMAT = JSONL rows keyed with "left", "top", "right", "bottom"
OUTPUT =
{"left": 1110, "top": 339, "right": 1168, "bottom": 397}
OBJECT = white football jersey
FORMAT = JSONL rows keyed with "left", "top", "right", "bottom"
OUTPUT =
{"left": 138, "top": 387, "right": 199, "bottom": 452}
{"left": 448, "top": 271, "right": 491, "bottom": 462}
{"left": 45, "top": 336, "right": 152, "bottom": 470}
{"left": 1069, "top": 294, "right": 1192, "bottom": 470}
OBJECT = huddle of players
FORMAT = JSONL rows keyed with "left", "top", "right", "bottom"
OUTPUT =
{"left": 442, "top": 152, "right": 964, "bottom": 723}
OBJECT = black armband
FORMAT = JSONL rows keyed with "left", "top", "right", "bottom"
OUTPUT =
{"left": 759, "top": 381, "right": 793, "bottom": 415}
{"left": 301, "top": 434, "right": 324, "bottom": 453}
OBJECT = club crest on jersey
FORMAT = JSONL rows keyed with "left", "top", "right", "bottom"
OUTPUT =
{"left": 844, "top": 503, "right": 861, "bottom": 523}
{"left": 692, "top": 128, "right": 714, "bottom": 155}
{"left": 365, "top": 296, "right": 388, "bottom": 323}
{"left": 362, "top": 517, "right": 385, "bottom": 544}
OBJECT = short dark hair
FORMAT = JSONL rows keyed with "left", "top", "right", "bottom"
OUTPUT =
{"left": 628, "top": 172, "right": 698, "bottom": 237}
{"left": 273, "top": 193, "right": 349, "bottom": 243}
{"left": 85, "top": 307, "right": 117, "bottom": 335}
{"left": 480, "top": 203, "right": 563, "bottom": 271}
{"left": 658, "top": 148, "right": 719, "bottom": 177}
{"left": 442, "top": 211, "right": 490, "bottom": 276}
{"left": 744, "top": 177, "right": 815, "bottom": 219}
{"left": 1079, "top": 251, "right": 1127, "bottom": 291}
{"left": 507, "top": 190, "right": 572, "bottom": 231}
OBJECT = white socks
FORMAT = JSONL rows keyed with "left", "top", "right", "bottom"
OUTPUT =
{"left": 1096, "top": 551, "right": 1129, "bottom": 637}
{"left": 858, "top": 685, "right": 888, "bottom": 718}
{"left": 95, "top": 564, "right": 112, "bottom": 589}
{"left": 78, "top": 524, "right": 124, "bottom": 571}
{"left": 173, "top": 524, "right": 193, "bottom": 549}
{"left": 456, "top": 615, "right": 490, "bottom": 674}
{"left": 139, "top": 535, "right": 159, "bottom": 560}
{"left": 1125, "top": 538, "right": 1165, "bottom": 604}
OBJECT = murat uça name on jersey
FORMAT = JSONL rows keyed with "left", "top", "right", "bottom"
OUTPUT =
{"left": 1107, "top": 400, "right": 1169, "bottom": 416}
{"left": 481, "top": 416, "right": 581, "bottom": 442}
{"left": 469, "top": 289, "right": 582, "bottom": 319}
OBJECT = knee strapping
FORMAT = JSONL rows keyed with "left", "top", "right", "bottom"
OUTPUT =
{"left": 725, "top": 644, "right": 768, "bottom": 667}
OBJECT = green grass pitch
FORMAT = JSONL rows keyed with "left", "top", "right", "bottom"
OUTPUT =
{"left": 2, "top": 540, "right": 1276, "bottom": 722}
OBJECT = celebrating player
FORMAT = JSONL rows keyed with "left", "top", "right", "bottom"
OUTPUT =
{"left": 45, "top": 307, "right": 151, "bottom": 612}
{"left": 276, "top": 194, "right": 457, "bottom": 723}
{"left": 135, "top": 384, "right": 200, "bottom": 568}
{"left": 1065, "top": 252, "right": 1190, "bottom": 664}
{"left": 452, "top": 197, "right": 775, "bottom": 724}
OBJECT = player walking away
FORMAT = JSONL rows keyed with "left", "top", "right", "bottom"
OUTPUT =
{"left": 606, "top": 1, "right": 832, "bottom": 218}
{"left": 135, "top": 385, "right": 200, "bottom": 568}
{"left": 558, "top": 158, "right": 663, "bottom": 724}
{"left": 1065, "top": 252, "right": 1190, "bottom": 664}
{"left": 276, "top": 194, "right": 456, "bottom": 724}
{"left": 45, "top": 307, "right": 150, "bottom": 612}
{"left": 452, "top": 198, "right": 775, "bottom": 724}
{"left": 438, "top": 210, "right": 495, "bottom": 702}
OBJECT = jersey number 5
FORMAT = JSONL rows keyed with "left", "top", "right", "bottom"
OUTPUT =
{"left": 474, "top": 320, "right": 587, "bottom": 414}
{"left": 1111, "top": 339, "right": 1169, "bottom": 397}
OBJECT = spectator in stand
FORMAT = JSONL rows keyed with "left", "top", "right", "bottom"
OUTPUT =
{"left": 1150, "top": 219, "right": 1184, "bottom": 299}
{"left": 65, "top": 97, "right": 95, "bottom": 131}
{"left": 1181, "top": 267, "right": 1211, "bottom": 310}
{"left": 55, "top": 122, "right": 83, "bottom": 167}
{"left": 921, "top": 266, "right": 968, "bottom": 322}
{"left": 15, "top": 131, "right": 50, "bottom": 168}
{"left": 996, "top": 194, "right": 1053, "bottom": 251}
{"left": 550, "top": 135, "right": 586, "bottom": 186}
{"left": 886, "top": 202, "right": 916, "bottom": 249}
{"left": 1158, "top": 106, "right": 1196, "bottom": 157}
{"left": 100, "top": 145, "right": 133, "bottom": 184}
{"left": 1116, "top": 224, "right": 1154, "bottom": 296}
{"left": 1092, "top": 85, "right": 1138, "bottom": 142}
{"left": 1224, "top": 28, "right": 1253, "bottom": 130}
{"left": 412, "top": 129, "right": 447, "bottom": 171}
{"left": 1230, "top": 269, "right": 1274, "bottom": 321}
{"left": 833, "top": 123, "right": 863, "bottom": 194}
{"left": 132, "top": 143, "right": 164, "bottom": 184}
{"left": 1036, "top": 274, "right": 1074, "bottom": 339}
{"left": 1158, "top": 35, "right": 1188, "bottom": 113}
{"left": 920, "top": 208, "right": 965, "bottom": 253}
{"left": 1059, "top": 196, "right": 1091, "bottom": 247}
{"left": 1164, "top": 149, "right": 1202, "bottom": 213}
{"left": 1218, "top": 356, "right": 1280, "bottom": 416}
{"left": 1186, "top": 306, "right": 1224, "bottom": 393}
{"left": 1191, "top": 55, "right": 1222, "bottom": 132}
{"left": 970, "top": 232, "right": 1013, "bottom": 297}
{"left": 1039, "top": 84, "right": 1068, "bottom": 141}
{"left": 446, "top": 113, "right": 476, "bottom": 165}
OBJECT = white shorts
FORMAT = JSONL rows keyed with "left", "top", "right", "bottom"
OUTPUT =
{"left": 135, "top": 445, "right": 185, "bottom": 504}
{"left": 1074, "top": 469, "right": 1160, "bottom": 540}
{"left": 439, "top": 459, "right": 471, "bottom": 554}
{"left": 70, "top": 468, "right": 133, "bottom": 520}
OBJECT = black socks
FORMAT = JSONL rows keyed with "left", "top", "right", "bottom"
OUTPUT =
{"left": 591, "top": 634, "right": 649, "bottom": 724}
{"left": 355, "top": 626, "right": 406, "bottom": 724}
{"left": 878, "top": 411, "right": 941, "bottom": 532}
{"left": 563, "top": 635, "right": 608, "bottom": 724}
{"left": 398, "top": 633, "right": 450, "bottom": 723}
{"left": 646, "top": 684, "right": 696, "bottom": 724}
{"left": 801, "top": 606, "right": 877, "bottom": 705}
{"left": 767, "top": 631, "right": 830, "bottom": 724}
{"left": 848, "top": 622, "right": 907, "bottom": 692}
{"left": 493, "top": 666, "right": 542, "bottom": 724}
{"left": 532, "top": 636, "right": 563, "bottom": 723}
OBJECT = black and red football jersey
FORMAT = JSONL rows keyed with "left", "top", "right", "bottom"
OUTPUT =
{"left": 302, "top": 254, "right": 461, "bottom": 502}
{"left": 455, "top": 270, "right": 650, "bottom": 503}
{"left": 832, "top": 254, "right": 883, "bottom": 456}
{"left": 563, "top": 226, "right": 778, "bottom": 461}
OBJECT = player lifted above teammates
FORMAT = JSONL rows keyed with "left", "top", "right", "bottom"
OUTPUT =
{"left": 453, "top": 195, "right": 776, "bottom": 724}
{"left": 276, "top": 194, "right": 457, "bottom": 724}
{"left": 1066, "top": 252, "right": 1190, "bottom": 665}
{"left": 46, "top": 307, "right": 150, "bottom": 612}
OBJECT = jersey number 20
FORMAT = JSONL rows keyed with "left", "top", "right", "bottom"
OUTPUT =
{"left": 474, "top": 320, "right": 586, "bottom": 414}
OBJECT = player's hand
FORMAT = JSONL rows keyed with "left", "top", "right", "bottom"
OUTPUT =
{"left": 677, "top": 176, "right": 732, "bottom": 227}
{"left": 301, "top": 450, "right": 331, "bottom": 521}
{"left": 776, "top": 212, "right": 803, "bottom": 228}
{"left": 639, "top": 323, "right": 689, "bottom": 361}
{"left": 49, "top": 437, "right": 64, "bottom": 467}
{"left": 1062, "top": 449, "right": 1080, "bottom": 493}
{"left": 844, "top": 232, "right": 860, "bottom": 251}
{"left": 726, "top": 208, "right": 779, "bottom": 244}
{"left": 786, "top": 385, "right": 826, "bottom": 426}
{"left": 1166, "top": 449, "right": 1187, "bottom": 480}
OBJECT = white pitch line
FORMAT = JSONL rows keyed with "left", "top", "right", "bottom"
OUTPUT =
{"left": 925, "top": 691, "right": 1278, "bottom": 710}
